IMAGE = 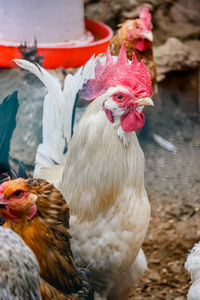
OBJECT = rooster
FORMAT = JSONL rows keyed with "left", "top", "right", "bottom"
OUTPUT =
{"left": 0, "top": 178, "right": 94, "bottom": 300}
{"left": 110, "top": 6, "right": 157, "bottom": 91}
{"left": 0, "top": 227, "right": 41, "bottom": 300}
{"left": 185, "top": 241, "right": 200, "bottom": 300}
{"left": 14, "top": 43, "right": 154, "bottom": 299}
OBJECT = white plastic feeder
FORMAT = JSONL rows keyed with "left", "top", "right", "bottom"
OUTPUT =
{"left": 0, "top": 0, "right": 85, "bottom": 43}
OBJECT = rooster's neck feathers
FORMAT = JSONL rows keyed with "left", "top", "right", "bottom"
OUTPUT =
{"left": 62, "top": 95, "right": 146, "bottom": 221}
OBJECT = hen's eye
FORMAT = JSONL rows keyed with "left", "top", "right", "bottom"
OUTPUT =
{"left": 13, "top": 190, "right": 24, "bottom": 198}
{"left": 117, "top": 95, "right": 122, "bottom": 99}
{"left": 135, "top": 25, "right": 139, "bottom": 29}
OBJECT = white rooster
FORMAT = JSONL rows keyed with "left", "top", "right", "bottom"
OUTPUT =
{"left": 14, "top": 43, "right": 154, "bottom": 299}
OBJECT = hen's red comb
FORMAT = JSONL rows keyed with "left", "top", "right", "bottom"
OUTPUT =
{"left": 83, "top": 43, "right": 152, "bottom": 101}
{"left": 139, "top": 6, "right": 152, "bottom": 31}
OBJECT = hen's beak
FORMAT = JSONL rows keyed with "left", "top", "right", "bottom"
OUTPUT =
{"left": 142, "top": 31, "right": 153, "bottom": 42}
{"left": 135, "top": 97, "right": 154, "bottom": 106}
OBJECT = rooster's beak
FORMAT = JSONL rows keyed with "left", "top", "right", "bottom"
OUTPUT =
{"left": 135, "top": 97, "right": 154, "bottom": 106}
{"left": 142, "top": 31, "right": 153, "bottom": 42}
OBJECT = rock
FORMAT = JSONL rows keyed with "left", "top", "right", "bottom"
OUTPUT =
{"left": 149, "top": 271, "right": 160, "bottom": 281}
{"left": 168, "top": 261, "right": 182, "bottom": 274}
{"left": 154, "top": 12, "right": 200, "bottom": 46}
{"left": 0, "top": 69, "right": 46, "bottom": 167}
{"left": 154, "top": 37, "right": 200, "bottom": 81}
{"left": 174, "top": 297, "right": 185, "bottom": 300}
{"left": 170, "top": 0, "right": 200, "bottom": 26}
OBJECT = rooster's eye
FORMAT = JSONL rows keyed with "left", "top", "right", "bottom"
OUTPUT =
{"left": 13, "top": 190, "right": 24, "bottom": 198}
{"left": 113, "top": 94, "right": 124, "bottom": 102}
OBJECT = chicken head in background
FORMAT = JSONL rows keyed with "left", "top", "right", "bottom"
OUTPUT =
{"left": 110, "top": 6, "right": 157, "bottom": 89}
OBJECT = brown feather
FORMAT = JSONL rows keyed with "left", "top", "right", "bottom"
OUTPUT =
{"left": 40, "top": 279, "right": 73, "bottom": 300}
{"left": 2, "top": 178, "right": 81, "bottom": 297}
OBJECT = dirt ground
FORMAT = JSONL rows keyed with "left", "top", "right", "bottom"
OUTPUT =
{"left": 129, "top": 69, "right": 200, "bottom": 299}
{"left": 129, "top": 209, "right": 198, "bottom": 300}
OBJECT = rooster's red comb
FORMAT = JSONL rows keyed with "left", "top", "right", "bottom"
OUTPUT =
{"left": 83, "top": 43, "right": 152, "bottom": 101}
{"left": 139, "top": 6, "right": 152, "bottom": 31}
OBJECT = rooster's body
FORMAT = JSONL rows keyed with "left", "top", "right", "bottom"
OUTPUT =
{"left": 62, "top": 97, "right": 150, "bottom": 298}
{"left": 14, "top": 44, "right": 153, "bottom": 299}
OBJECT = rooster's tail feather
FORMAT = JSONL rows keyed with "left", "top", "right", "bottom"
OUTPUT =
{"left": 63, "top": 54, "right": 102, "bottom": 136}
{"left": 14, "top": 59, "right": 67, "bottom": 175}
{"left": 0, "top": 91, "right": 19, "bottom": 175}
{"left": 14, "top": 55, "right": 101, "bottom": 183}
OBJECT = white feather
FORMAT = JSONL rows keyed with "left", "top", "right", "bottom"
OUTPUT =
{"left": 62, "top": 54, "right": 100, "bottom": 136}
{"left": 14, "top": 59, "right": 66, "bottom": 170}
{"left": 110, "top": 248, "right": 148, "bottom": 296}
{"left": 185, "top": 242, "right": 200, "bottom": 300}
{"left": 14, "top": 56, "right": 101, "bottom": 181}
{"left": 153, "top": 133, "right": 177, "bottom": 153}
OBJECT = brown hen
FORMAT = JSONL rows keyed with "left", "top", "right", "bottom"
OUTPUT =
{"left": 0, "top": 178, "right": 93, "bottom": 300}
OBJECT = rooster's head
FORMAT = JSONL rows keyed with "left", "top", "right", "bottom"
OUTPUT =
{"left": 83, "top": 43, "right": 154, "bottom": 134}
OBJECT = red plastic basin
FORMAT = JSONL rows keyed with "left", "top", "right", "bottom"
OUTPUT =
{"left": 0, "top": 18, "right": 113, "bottom": 69}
